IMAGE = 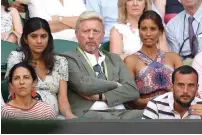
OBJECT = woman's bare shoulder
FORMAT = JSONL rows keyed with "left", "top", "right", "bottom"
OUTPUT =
{"left": 124, "top": 54, "right": 139, "bottom": 64}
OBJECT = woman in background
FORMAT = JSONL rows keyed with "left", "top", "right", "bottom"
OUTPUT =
{"left": 110, "top": 0, "right": 168, "bottom": 60}
{"left": 152, "top": 0, "right": 184, "bottom": 24}
{"left": 1, "top": 0, "right": 23, "bottom": 44}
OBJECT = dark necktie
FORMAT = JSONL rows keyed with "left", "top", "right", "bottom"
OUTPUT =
{"left": 188, "top": 16, "right": 198, "bottom": 58}
{"left": 93, "top": 63, "right": 107, "bottom": 80}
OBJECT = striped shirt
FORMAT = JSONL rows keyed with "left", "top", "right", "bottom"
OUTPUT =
{"left": 142, "top": 92, "right": 202, "bottom": 119}
{"left": 1, "top": 101, "right": 56, "bottom": 120}
{"left": 166, "top": 3, "right": 202, "bottom": 58}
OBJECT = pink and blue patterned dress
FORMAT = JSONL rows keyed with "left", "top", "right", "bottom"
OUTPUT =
{"left": 135, "top": 50, "right": 173, "bottom": 98}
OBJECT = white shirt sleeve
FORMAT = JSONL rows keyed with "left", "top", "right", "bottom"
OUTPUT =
{"left": 28, "top": 0, "right": 52, "bottom": 21}
{"left": 68, "top": 0, "right": 87, "bottom": 16}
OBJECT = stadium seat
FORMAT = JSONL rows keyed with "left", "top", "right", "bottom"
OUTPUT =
{"left": 1, "top": 79, "right": 9, "bottom": 103}
{"left": 1, "top": 41, "right": 18, "bottom": 79}
{"left": 53, "top": 39, "right": 78, "bottom": 54}
{"left": 100, "top": 41, "right": 110, "bottom": 52}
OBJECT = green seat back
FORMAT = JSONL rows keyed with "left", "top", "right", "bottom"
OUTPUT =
{"left": 1, "top": 79, "right": 9, "bottom": 103}
{"left": 53, "top": 39, "right": 78, "bottom": 54}
{"left": 100, "top": 41, "right": 110, "bottom": 52}
{"left": 1, "top": 41, "right": 18, "bottom": 78}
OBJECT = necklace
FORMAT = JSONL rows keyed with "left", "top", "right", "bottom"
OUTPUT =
{"left": 126, "top": 21, "right": 138, "bottom": 33}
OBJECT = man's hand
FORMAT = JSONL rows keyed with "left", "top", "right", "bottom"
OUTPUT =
{"left": 9, "top": 1, "right": 25, "bottom": 12}
{"left": 65, "top": 114, "right": 77, "bottom": 119}
{"left": 80, "top": 94, "right": 99, "bottom": 101}
{"left": 189, "top": 104, "right": 202, "bottom": 118}
{"left": 51, "top": 16, "right": 60, "bottom": 22}
{"left": 116, "top": 82, "right": 122, "bottom": 87}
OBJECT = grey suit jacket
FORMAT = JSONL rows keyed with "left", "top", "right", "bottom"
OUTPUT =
{"left": 62, "top": 49, "right": 140, "bottom": 116}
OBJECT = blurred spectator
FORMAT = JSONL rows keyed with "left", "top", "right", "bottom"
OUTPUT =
{"left": 110, "top": 0, "right": 152, "bottom": 60}
{"left": 166, "top": 0, "right": 202, "bottom": 62}
{"left": 153, "top": 0, "right": 184, "bottom": 24}
{"left": 8, "top": 0, "right": 27, "bottom": 13}
{"left": 110, "top": 0, "right": 168, "bottom": 60}
{"left": 124, "top": 11, "right": 183, "bottom": 109}
{"left": 86, "top": 0, "right": 118, "bottom": 43}
{"left": 28, "top": 0, "right": 86, "bottom": 42}
{"left": 143, "top": 66, "right": 202, "bottom": 119}
{"left": 2, "top": 62, "right": 56, "bottom": 120}
{"left": 1, "top": 0, "right": 23, "bottom": 44}
{"left": 192, "top": 52, "right": 202, "bottom": 98}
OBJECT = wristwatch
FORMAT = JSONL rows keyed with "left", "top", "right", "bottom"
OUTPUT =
{"left": 99, "top": 93, "right": 102, "bottom": 101}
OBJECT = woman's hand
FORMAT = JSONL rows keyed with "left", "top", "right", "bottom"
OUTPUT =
{"left": 65, "top": 114, "right": 77, "bottom": 119}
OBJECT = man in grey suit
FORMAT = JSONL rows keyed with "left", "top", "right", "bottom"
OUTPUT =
{"left": 63, "top": 11, "right": 142, "bottom": 119}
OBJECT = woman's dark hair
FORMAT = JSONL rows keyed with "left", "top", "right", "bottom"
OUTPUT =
{"left": 138, "top": 10, "right": 164, "bottom": 33}
{"left": 8, "top": 62, "right": 38, "bottom": 83}
{"left": 1, "top": 0, "right": 10, "bottom": 12}
{"left": 19, "top": 17, "right": 55, "bottom": 74}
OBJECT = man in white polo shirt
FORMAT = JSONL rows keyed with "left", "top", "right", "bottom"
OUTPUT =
{"left": 143, "top": 65, "right": 202, "bottom": 119}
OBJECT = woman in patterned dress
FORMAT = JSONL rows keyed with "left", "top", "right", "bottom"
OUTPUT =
{"left": 5, "top": 17, "right": 76, "bottom": 119}
{"left": 2, "top": 62, "right": 56, "bottom": 120}
{"left": 124, "top": 11, "right": 183, "bottom": 109}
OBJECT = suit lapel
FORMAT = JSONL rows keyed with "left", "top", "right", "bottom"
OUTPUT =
{"left": 76, "top": 49, "right": 96, "bottom": 77}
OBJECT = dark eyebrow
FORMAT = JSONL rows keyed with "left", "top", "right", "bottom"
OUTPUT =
{"left": 188, "top": 83, "right": 195, "bottom": 85}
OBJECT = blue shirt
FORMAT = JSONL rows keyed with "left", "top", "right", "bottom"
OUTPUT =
{"left": 166, "top": 4, "right": 202, "bottom": 59}
{"left": 86, "top": 0, "right": 118, "bottom": 43}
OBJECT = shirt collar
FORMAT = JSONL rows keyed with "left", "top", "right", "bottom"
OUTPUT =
{"left": 185, "top": 3, "right": 202, "bottom": 23}
{"left": 84, "top": 50, "right": 105, "bottom": 67}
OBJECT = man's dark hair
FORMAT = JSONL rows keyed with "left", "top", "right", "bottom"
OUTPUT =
{"left": 172, "top": 65, "right": 198, "bottom": 84}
